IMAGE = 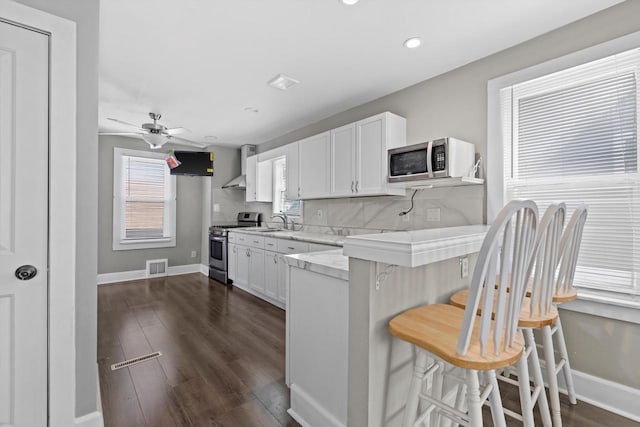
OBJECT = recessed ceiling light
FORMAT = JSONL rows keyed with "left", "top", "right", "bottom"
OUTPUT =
{"left": 340, "top": 0, "right": 359, "bottom": 4}
{"left": 403, "top": 37, "right": 422, "bottom": 49}
{"left": 244, "top": 106, "right": 259, "bottom": 114}
{"left": 268, "top": 73, "right": 300, "bottom": 91}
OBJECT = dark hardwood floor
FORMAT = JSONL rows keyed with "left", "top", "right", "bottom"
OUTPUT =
{"left": 98, "top": 273, "right": 637, "bottom": 427}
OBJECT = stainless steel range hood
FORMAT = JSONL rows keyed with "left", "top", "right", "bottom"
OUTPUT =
{"left": 222, "top": 144, "right": 256, "bottom": 189}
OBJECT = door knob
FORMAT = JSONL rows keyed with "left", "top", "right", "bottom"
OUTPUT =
{"left": 15, "top": 265, "right": 37, "bottom": 281}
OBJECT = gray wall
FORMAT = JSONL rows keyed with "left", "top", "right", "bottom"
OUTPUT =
{"left": 14, "top": 0, "right": 100, "bottom": 417}
{"left": 258, "top": 1, "right": 640, "bottom": 390}
{"left": 98, "top": 136, "right": 204, "bottom": 273}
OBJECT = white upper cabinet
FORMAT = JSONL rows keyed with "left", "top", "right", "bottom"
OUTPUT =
{"left": 330, "top": 123, "right": 357, "bottom": 197}
{"left": 298, "top": 132, "right": 331, "bottom": 199}
{"left": 354, "top": 112, "right": 406, "bottom": 197}
{"left": 245, "top": 154, "right": 257, "bottom": 202}
{"left": 257, "top": 160, "right": 273, "bottom": 202}
{"left": 257, "top": 111, "right": 406, "bottom": 201}
{"left": 285, "top": 142, "right": 300, "bottom": 200}
{"left": 245, "top": 154, "right": 273, "bottom": 202}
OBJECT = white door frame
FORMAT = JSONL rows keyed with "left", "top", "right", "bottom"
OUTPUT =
{"left": 0, "top": 2, "right": 77, "bottom": 426}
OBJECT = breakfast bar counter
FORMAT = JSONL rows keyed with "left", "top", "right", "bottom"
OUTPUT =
{"left": 284, "top": 225, "right": 489, "bottom": 427}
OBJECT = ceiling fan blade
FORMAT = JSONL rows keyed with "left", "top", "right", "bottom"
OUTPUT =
{"left": 169, "top": 135, "right": 207, "bottom": 148}
{"left": 98, "top": 132, "right": 145, "bottom": 136}
{"left": 107, "top": 118, "right": 145, "bottom": 131}
{"left": 164, "top": 127, "right": 188, "bottom": 136}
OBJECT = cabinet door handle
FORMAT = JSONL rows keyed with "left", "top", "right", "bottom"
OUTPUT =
{"left": 232, "top": 247, "right": 236, "bottom": 253}
{"left": 288, "top": 246, "right": 295, "bottom": 250}
{"left": 355, "top": 180, "right": 359, "bottom": 192}
{"left": 351, "top": 181, "right": 354, "bottom": 193}
{"left": 273, "top": 257, "right": 277, "bottom": 264}
{"left": 247, "top": 249, "right": 251, "bottom": 257}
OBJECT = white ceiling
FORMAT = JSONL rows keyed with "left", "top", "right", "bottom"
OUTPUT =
{"left": 99, "top": 0, "right": 622, "bottom": 148}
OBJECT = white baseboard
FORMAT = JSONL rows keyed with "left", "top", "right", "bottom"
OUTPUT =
{"left": 75, "top": 411, "right": 103, "bottom": 427}
{"left": 289, "top": 383, "right": 345, "bottom": 427}
{"left": 542, "top": 365, "right": 640, "bottom": 422}
{"left": 97, "top": 264, "right": 203, "bottom": 285}
{"left": 200, "top": 264, "right": 209, "bottom": 275}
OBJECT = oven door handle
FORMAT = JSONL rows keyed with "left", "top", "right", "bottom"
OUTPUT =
{"left": 211, "top": 236, "right": 227, "bottom": 242}
{"left": 426, "top": 140, "right": 434, "bottom": 178}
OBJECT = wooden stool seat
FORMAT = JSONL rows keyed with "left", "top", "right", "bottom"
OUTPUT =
{"left": 553, "top": 287, "right": 577, "bottom": 303}
{"left": 450, "top": 289, "right": 558, "bottom": 328}
{"left": 389, "top": 304, "right": 524, "bottom": 371}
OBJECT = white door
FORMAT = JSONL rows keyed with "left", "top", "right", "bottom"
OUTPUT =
{"left": 0, "top": 20, "right": 49, "bottom": 427}
{"left": 330, "top": 124, "right": 356, "bottom": 197}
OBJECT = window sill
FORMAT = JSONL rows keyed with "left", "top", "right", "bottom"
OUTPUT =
{"left": 560, "top": 290, "right": 640, "bottom": 325}
{"left": 113, "top": 237, "right": 176, "bottom": 251}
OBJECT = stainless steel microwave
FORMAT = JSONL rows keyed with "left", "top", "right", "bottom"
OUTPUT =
{"left": 388, "top": 137, "right": 476, "bottom": 182}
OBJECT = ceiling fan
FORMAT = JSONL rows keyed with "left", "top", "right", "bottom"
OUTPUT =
{"left": 99, "top": 112, "right": 204, "bottom": 149}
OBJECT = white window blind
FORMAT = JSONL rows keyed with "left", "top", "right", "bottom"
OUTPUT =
{"left": 113, "top": 148, "right": 176, "bottom": 250}
{"left": 501, "top": 47, "right": 640, "bottom": 298}
{"left": 272, "top": 157, "right": 301, "bottom": 216}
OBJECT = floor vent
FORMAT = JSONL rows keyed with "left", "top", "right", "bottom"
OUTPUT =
{"left": 111, "top": 351, "right": 162, "bottom": 371}
{"left": 146, "top": 258, "right": 168, "bottom": 278}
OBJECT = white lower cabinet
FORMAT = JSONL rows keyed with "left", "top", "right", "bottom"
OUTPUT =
{"left": 264, "top": 251, "right": 279, "bottom": 300}
{"left": 248, "top": 247, "right": 265, "bottom": 294}
{"left": 229, "top": 232, "right": 339, "bottom": 309}
{"left": 228, "top": 243, "right": 238, "bottom": 281}
{"left": 235, "top": 244, "right": 250, "bottom": 287}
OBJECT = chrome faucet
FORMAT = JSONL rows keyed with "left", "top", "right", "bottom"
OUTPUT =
{"left": 271, "top": 213, "right": 288, "bottom": 230}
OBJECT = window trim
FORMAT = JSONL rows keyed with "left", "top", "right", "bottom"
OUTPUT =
{"left": 112, "top": 147, "right": 177, "bottom": 250}
{"left": 487, "top": 31, "right": 640, "bottom": 317}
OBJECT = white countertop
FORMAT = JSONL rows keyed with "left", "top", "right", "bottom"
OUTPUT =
{"left": 229, "top": 228, "right": 345, "bottom": 247}
{"left": 343, "top": 225, "right": 490, "bottom": 267}
{"left": 283, "top": 250, "right": 349, "bottom": 281}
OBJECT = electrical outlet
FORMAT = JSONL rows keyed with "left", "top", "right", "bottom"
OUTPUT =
{"left": 191, "top": 250, "right": 197, "bottom": 258}
{"left": 426, "top": 208, "right": 441, "bottom": 222}
{"left": 316, "top": 209, "right": 323, "bottom": 219}
{"left": 213, "top": 203, "right": 220, "bottom": 212}
{"left": 402, "top": 212, "right": 410, "bottom": 222}
{"left": 460, "top": 256, "right": 469, "bottom": 278}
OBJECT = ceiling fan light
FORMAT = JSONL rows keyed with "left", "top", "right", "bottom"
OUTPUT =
{"left": 142, "top": 133, "right": 168, "bottom": 149}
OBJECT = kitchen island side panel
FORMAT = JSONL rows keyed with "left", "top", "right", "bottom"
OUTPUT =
{"left": 347, "top": 254, "right": 478, "bottom": 427}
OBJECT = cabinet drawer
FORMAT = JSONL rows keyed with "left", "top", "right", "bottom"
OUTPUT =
{"left": 308, "top": 243, "right": 339, "bottom": 253}
{"left": 235, "top": 233, "right": 250, "bottom": 245}
{"left": 277, "top": 239, "right": 309, "bottom": 254}
{"left": 227, "top": 233, "right": 237, "bottom": 243}
{"left": 246, "top": 235, "right": 265, "bottom": 249}
{"left": 264, "top": 237, "right": 278, "bottom": 251}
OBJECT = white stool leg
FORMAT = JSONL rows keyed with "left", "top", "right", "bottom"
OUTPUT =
{"left": 465, "top": 370, "right": 483, "bottom": 427}
{"left": 430, "top": 361, "right": 444, "bottom": 427}
{"left": 486, "top": 370, "right": 506, "bottom": 427}
{"left": 516, "top": 350, "right": 536, "bottom": 427}
{"left": 542, "top": 325, "right": 563, "bottom": 427}
{"left": 524, "top": 328, "right": 552, "bottom": 427}
{"left": 403, "top": 349, "right": 429, "bottom": 427}
{"left": 554, "top": 315, "right": 577, "bottom": 405}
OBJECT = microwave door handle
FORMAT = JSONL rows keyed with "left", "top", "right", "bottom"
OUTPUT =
{"left": 426, "top": 141, "right": 434, "bottom": 178}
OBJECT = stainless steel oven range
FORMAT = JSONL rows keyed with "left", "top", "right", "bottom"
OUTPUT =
{"left": 208, "top": 212, "right": 261, "bottom": 284}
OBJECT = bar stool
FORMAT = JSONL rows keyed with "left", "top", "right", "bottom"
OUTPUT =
{"left": 450, "top": 202, "right": 566, "bottom": 427}
{"left": 389, "top": 200, "right": 539, "bottom": 427}
{"left": 541, "top": 205, "right": 588, "bottom": 415}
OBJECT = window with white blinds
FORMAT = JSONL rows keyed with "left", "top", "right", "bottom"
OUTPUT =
{"left": 112, "top": 147, "right": 177, "bottom": 250}
{"left": 272, "top": 156, "right": 301, "bottom": 217}
{"left": 498, "top": 47, "right": 640, "bottom": 301}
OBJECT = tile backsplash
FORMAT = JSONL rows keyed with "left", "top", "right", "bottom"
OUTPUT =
{"left": 211, "top": 185, "right": 484, "bottom": 235}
